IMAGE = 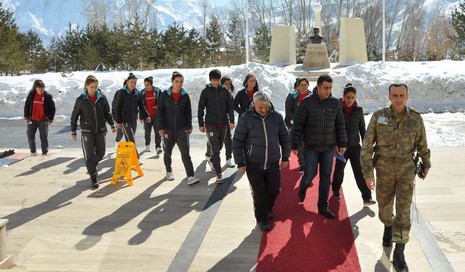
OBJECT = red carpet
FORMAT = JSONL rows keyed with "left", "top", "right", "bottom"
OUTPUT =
{"left": 257, "top": 154, "right": 361, "bottom": 272}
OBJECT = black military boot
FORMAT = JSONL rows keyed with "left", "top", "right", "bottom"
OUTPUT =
{"left": 382, "top": 225, "right": 392, "bottom": 247}
{"left": 393, "top": 243, "right": 409, "bottom": 272}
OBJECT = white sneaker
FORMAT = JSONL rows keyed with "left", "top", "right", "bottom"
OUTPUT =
{"left": 156, "top": 147, "right": 162, "bottom": 154}
{"left": 30, "top": 152, "right": 38, "bottom": 157}
{"left": 187, "top": 176, "right": 200, "bottom": 186}
{"left": 166, "top": 172, "right": 174, "bottom": 180}
{"left": 205, "top": 156, "right": 215, "bottom": 171}
{"left": 226, "top": 159, "right": 235, "bottom": 168}
{"left": 145, "top": 145, "right": 151, "bottom": 152}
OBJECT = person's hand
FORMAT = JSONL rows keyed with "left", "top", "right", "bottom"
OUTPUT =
{"left": 280, "top": 161, "right": 289, "bottom": 169}
{"left": 139, "top": 119, "right": 144, "bottom": 124}
{"left": 238, "top": 166, "right": 246, "bottom": 174}
{"left": 420, "top": 168, "right": 430, "bottom": 180}
{"left": 230, "top": 123, "right": 235, "bottom": 130}
{"left": 48, "top": 121, "right": 53, "bottom": 126}
{"left": 111, "top": 128, "right": 116, "bottom": 133}
{"left": 199, "top": 127, "right": 205, "bottom": 133}
{"left": 339, "top": 147, "right": 346, "bottom": 154}
{"left": 25, "top": 118, "right": 30, "bottom": 124}
{"left": 146, "top": 117, "right": 151, "bottom": 123}
{"left": 159, "top": 130, "right": 165, "bottom": 137}
{"left": 116, "top": 123, "right": 122, "bottom": 129}
{"left": 365, "top": 178, "right": 375, "bottom": 190}
{"left": 292, "top": 149, "right": 298, "bottom": 155}
{"left": 187, "top": 128, "right": 193, "bottom": 134}
{"left": 71, "top": 134, "right": 77, "bottom": 141}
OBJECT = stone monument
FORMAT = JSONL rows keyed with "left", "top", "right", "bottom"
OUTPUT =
{"left": 269, "top": 25, "right": 297, "bottom": 65}
{"left": 302, "top": 3, "right": 330, "bottom": 69}
{"left": 339, "top": 17, "right": 368, "bottom": 64}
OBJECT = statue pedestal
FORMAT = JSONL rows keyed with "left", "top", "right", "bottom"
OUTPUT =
{"left": 302, "top": 43, "right": 330, "bottom": 69}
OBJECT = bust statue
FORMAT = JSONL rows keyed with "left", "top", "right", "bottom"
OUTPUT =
{"left": 310, "top": 28, "right": 323, "bottom": 44}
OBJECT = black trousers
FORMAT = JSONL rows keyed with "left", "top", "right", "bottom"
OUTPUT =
{"left": 81, "top": 132, "right": 106, "bottom": 177}
{"left": 144, "top": 115, "right": 161, "bottom": 147}
{"left": 332, "top": 144, "right": 372, "bottom": 200}
{"left": 246, "top": 164, "right": 281, "bottom": 223}
{"left": 205, "top": 126, "right": 227, "bottom": 175}
{"left": 27, "top": 120, "right": 49, "bottom": 154}
{"left": 163, "top": 129, "right": 194, "bottom": 177}
{"left": 117, "top": 121, "right": 139, "bottom": 158}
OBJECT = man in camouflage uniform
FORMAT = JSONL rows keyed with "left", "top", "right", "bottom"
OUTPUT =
{"left": 361, "top": 83, "right": 431, "bottom": 272}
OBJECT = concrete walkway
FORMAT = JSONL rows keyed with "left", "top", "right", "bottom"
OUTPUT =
{"left": 0, "top": 146, "right": 463, "bottom": 271}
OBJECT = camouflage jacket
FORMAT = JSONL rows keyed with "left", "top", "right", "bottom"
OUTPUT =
{"left": 360, "top": 106, "right": 431, "bottom": 179}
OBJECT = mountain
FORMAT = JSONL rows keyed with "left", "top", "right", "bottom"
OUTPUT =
{"left": 2, "top": 0, "right": 461, "bottom": 48}
{"left": 2, "top": 0, "right": 226, "bottom": 46}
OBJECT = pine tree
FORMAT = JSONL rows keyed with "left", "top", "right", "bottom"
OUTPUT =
{"left": 0, "top": 3, "right": 27, "bottom": 75}
{"left": 159, "top": 22, "right": 188, "bottom": 68}
{"left": 205, "top": 16, "right": 222, "bottom": 65}
{"left": 252, "top": 23, "right": 271, "bottom": 63}
{"left": 25, "top": 30, "right": 48, "bottom": 73}
{"left": 61, "top": 23, "right": 86, "bottom": 71}
{"left": 450, "top": 1, "right": 465, "bottom": 59}
{"left": 225, "top": 14, "right": 244, "bottom": 66}
{"left": 185, "top": 28, "right": 207, "bottom": 68}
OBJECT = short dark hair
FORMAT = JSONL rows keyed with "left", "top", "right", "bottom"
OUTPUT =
{"left": 209, "top": 69, "right": 221, "bottom": 80}
{"left": 317, "top": 75, "right": 332, "bottom": 86}
{"left": 388, "top": 83, "right": 408, "bottom": 94}
{"left": 221, "top": 76, "right": 235, "bottom": 93}
{"left": 343, "top": 83, "right": 356, "bottom": 96}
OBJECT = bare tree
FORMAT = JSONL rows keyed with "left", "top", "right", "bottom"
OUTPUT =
{"left": 198, "top": 0, "right": 210, "bottom": 40}
{"left": 83, "top": 0, "right": 110, "bottom": 27}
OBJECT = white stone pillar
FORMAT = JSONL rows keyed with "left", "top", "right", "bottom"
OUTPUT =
{"left": 269, "top": 26, "right": 297, "bottom": 65}
{"left": 339, "top": 17, "right": 368, "bottom": 64}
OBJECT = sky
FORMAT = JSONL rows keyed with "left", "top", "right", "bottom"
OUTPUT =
{"left": 0, "top": 61, "right": 464, "bottom": 149}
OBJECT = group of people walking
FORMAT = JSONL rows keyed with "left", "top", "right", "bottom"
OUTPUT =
{"left": 24, "top": 71, "right": 431, "bottom": 272}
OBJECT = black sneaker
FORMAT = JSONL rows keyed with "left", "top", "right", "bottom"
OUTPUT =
{"left": 363, "top": 199, "right": 376, "bottom": 207}
{"left": 333, "top": 191, "right": 341, "bottom": 199}
{"left": 90, "top": 174, "right": 99, "bottom": 189}
{"left": 298, "top": 166, "right": 304, "bottom": 173}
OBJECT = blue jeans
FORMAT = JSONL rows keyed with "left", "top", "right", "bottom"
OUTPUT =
{"left": 299, "top": 148, "right": 334, "bottom": 211}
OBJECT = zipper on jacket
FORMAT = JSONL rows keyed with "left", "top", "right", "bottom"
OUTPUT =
{"left": 215, "top": 87, "right": 221, "bottom": 126}
{"left": 321, "top": 104, "right": 325, "bottom": 144}
{"left": 262, "top": 117, "right": 269, "bottom": 169}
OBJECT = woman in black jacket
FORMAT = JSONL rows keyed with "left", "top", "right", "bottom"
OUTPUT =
{"left": 24, "top": 79, "right": 56, "bottom": 156}
{"left": 157, "top": 71, "right": 199, "bottom": 186}
{"left": 71, "top": 75, "right": 116, "bottom": 188}
{"left": 233, "top": 73, "right": 259, "bottom": 116}
{"left": 331, "top": 84, "right": 375, "bottom": 206}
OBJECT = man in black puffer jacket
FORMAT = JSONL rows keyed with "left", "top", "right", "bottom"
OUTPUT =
{"left": 233, "top": 91, "right": 290, "bottom": 232}
{"left": 291, "top": 75, "right": 347, "bottom": 219}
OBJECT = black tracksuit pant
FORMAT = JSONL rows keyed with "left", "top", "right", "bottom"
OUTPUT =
{"left": 205, "top": 126, "right": 227, "bottom": 175}
{"left": 144, "top": 115, "right": 161, "bottom": 147}
{"left": 27, "top": 120, "right": 49, "bottom": 154}
{"left": 246, "top": 163, "right": 281, "bottom": 223}
{"left": 81, "top": 132, "right": 106, "bottom": 177}
{"left": 163, "top": 129, "right": 195, "bottom": 177}
{"left": 332, "top": 144, "right": 372, "bottom": 200}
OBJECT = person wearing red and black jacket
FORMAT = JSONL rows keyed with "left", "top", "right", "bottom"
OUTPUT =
{"left": 71, "top": 75, "right": 116, "bottom": 189}
{"left": 157, "top": 71, "right": 199, "bottom": 185}
{"left": 24, "top": 79, "right": 56, "bottom": 156}
{"left": 285, "top": 77, "right": 312, "bottom": 173}
{"left": 141, "top": 76, "right": 162, "bottom": 154}
{"left": 198, "top": 69, "right": 235, "bottom": 183}
{"left": 112, "top": 73, "right": 150, "bottom": 158}
{"left": 232, "top": 91, "right": 290, "bottom": 232}
{"left": 291, "top": 75, "right": 347, "bottom": 219}
{"left": 331, "top": 84, "right": 375, "bottom": 206}
{"left": 233, "top": 73, "right": 259, "bottom": 116}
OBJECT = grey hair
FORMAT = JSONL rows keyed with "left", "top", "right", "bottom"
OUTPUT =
{"left": 253, "top": 91, "right": 271, "bottom": 103}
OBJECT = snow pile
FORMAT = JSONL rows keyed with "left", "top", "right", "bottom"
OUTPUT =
{"left": 331, "top": 61, "right": 465, "bottom": 113}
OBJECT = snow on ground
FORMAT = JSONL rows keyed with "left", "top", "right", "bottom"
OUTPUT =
{"left": 0, "top": 61, "right": 464, "bottom": 149}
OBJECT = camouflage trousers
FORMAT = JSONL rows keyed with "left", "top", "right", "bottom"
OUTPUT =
{"left": 375, "top": 156, "right": 416, "bottom": 244}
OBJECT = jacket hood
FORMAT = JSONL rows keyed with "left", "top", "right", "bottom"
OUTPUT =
{"left": 81, "top": 89, "right": 103, "bottom": 101}
{"left": 141, "top": 86, "right": 161, "bottom": 95}
{"left": 167, "top": 87, "right": 187, "bottom": 96}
